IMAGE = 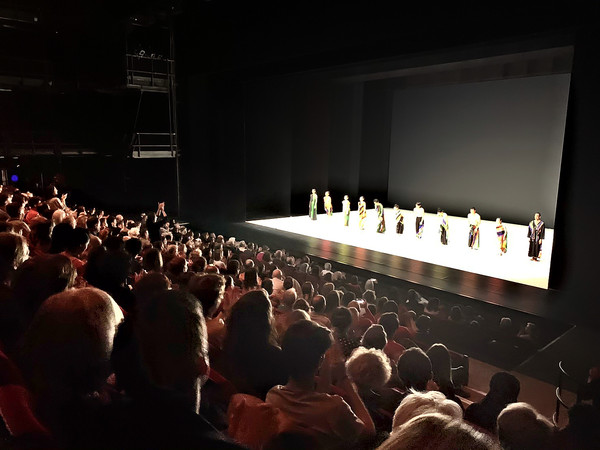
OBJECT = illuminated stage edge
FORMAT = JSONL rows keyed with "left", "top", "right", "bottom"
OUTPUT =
{"left": 248, "top": 209, "right": 553, "bottom": 289}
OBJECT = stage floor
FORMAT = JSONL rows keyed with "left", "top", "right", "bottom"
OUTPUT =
{"left": 248, "top": 209, "right": 553, "bottom": 289}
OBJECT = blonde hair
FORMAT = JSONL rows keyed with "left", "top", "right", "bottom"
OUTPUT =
{"left": 497, "top": 402, "right": 555, "bottom": 450}
{"left": 345, "top": 347, "right": 392, "bottom": 390}
{"left": 380, "top": 413, "right": 498, "bottom": 450}
{"left": 392, "top": 390, "right": 463, "bottom": 430}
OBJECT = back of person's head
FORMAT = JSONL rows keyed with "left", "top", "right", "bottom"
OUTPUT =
{"left": 12, "top": 254, "right": 76, "bottom": 326}
{"left": 325, "top": 290, "right": 340, "bottom": 314}
{"left": 283, "top": 276, "right": 294, "bottom": 291}
{"left": 416, "top": 314, "right": 431, "bottom": 333}
{"left": 346, "top": 346, "right": 391, "bottom": 391}
{"left": 65, "top": 226, "right": 90, "bottom": 256}
{"left": 361, "top": 324, "right": 387, "bottom": 350}
{"left": 312, "top": 295, "right": 326, "bottom": 313}
{"left": 288, "top": 309, "right": 310, "bottom": 325}
{"left": 6, "top": 202, "right": 22, "bottom": 219}
{"left": 427, "top": 343, "right": 452, "bottom": 385}
{"left": 301, "top": 281, "right": 314, "bottom": 298}
{"left": 397, "top": 347, "right": 432, "bottom": 391}
{"left": 29, "top": 220, "right": 53, "bottom": 252}
{"left": 382, "top": 300, "right": 399, "bottom": 315}
{"left": 50, "top": 222, "right": 74, "bottom": 254}
{"left": 362, "top": 289, "right": 376, "bottom": 304}
{"left": 262, "top": 278, "right": 273, "bottom": 295}
{"left": 341, "top": 291, "right": 356, "bottom": 306}
{"left": 330, "top": 306, "right": 352, "bottom": 333}
{"left": 488, "top": 372, "right": 520, "bottom": 404}
{"left": 292, "top": 298, "right": 310, "bottom": 312}
{"left": 380, "top": 413, "right": 497, "bottom": 450}
{"left": 427, "top": 297, "right": 440, "bottom": 311}
{"left": 21, "top": 288, "right": 123, "bottom": 427}
{"left": 379, "top": 312, "right": 400, "bottom": 338}
{"left": 497, "top": 402, "right": 554, "bottom": 450}
{"left": 112, "top": 290, "right": 207, "bottom": 410}
{"left": 142, "top": 247, "right": 163, "bottom": 272}
{"left": 282, "top": 319, "right": 332, "bottom": 381}
{"left": 0, "top": 231, "right": 28, "bottom": 282}
{"left": 124, "top": 237, "right": 142, "bottom": 258}
{"left": 243, "top": 267, "right": 259, "bottom": 289}
{"left": 449, "top": 305, "right": 463, "bottom": 322}
{"left": 187, "top": 273, "right": 225, "bottom": 318}
{"left": 392, "top": 391, "right": 463, "bottom": 430}
{"left": 282, "top": 288, "right": 297, "bottom": 308}
{"left": 133, "top": 272, "right": 171, "bottom": 307}
{"left": 226, "top": 289, "right": 275, "bottom": 349}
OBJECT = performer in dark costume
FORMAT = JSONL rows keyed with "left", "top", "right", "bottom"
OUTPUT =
{"left": 309, "top": 189, "right": 318, "bottom": 220}
{"left": 414, "top": 202, "right": 424, "bottom": 239}
{"left": 527, "top": 212, "right": 545, "bottom": 261}
{"left": 393, "top": 204, "right": 404, "bottom": 234}
{"left": 374, "top": 199, "right": 386, "bottom": 233}
{"left": 438, "top": 208, "right": 449, "bottom": 245}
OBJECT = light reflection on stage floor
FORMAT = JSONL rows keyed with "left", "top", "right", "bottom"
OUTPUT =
{"left": 248, "top": 209, "right": 553, "bottom": 289}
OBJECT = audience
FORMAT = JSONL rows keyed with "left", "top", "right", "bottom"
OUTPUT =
{"left": 0, "top": 188, "right": 584, "bottom": 450}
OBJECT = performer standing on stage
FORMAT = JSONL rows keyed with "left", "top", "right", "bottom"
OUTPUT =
{"left": 496, "top": 218, "right": 508, "bottom": 255}
{"left": 438, "top": 208, "right": 449, "bottom": 245}
{"left": 358, "top": 196, "right": 367, "bottom": 230}
{"left": 414, "top": 202, "right": 424, "bottom": 239}
{"left": 467, "top": 207, "right": 481, "bottom": 249}
{"left": 393, "top": 204, "right": 404, "bottom": 234}
{"left": 309, "top": 189, "right": 318, "bottom": 220}
{"left": 527, "top": 212, "right": 545, "bottom": 261}
{"left": 374, "top": 199, "right": 386, "bottom": 233}
{"left": 342, "top": 195, "right": 351, "bottom": 226}
{"left": 323, "top": 191, "right": 333, "bottom": 216}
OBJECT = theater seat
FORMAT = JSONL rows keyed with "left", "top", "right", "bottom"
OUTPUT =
{"left": 0, "top": 349, "right": 51, "bottom": 440}
{"left": 227, "top": 394, "right": 292, "bottom": 449}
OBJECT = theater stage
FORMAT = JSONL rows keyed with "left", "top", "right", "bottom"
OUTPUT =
{"left": 220, "top": 209, "right": 566, "bottom": 324}
{"left": 248, "top": 209, "right": 553, "bottom": 289}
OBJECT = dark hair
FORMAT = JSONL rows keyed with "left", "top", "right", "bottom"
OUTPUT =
{"left": 262, "top": 278, "right": 273, "bottom": 295}
{"left": 49, "top": 223, "right": 74, "bottom": 254}
{"left": 187, "top": 273, "right": 225, "bottom": 318}
{"left": 427, "top": 297, "right": 440, "bottom": 311}
{"left": 301, "top": 281, "right": 314, "bottom": 298}
{"left": 416, "top": 314, "right": 431, "bottom": 332}
{"left": 397, "top": 347, "right": 432, "bottom": 391}
{"left": 6, "top": 202, "right": 21, "bottom": 219}
{"left": 65, "top": 227, "right": 90, "bottom": 254}
{"left": 142, "top": 248, "right": 163, "bottom": 272}
{"left": 112, "top": 290, "right": 206, "bottom": 404}
{"left": 330, "top": 307, "right": 352, "bottom": 333}
{"left": 382, "top": 300, "right": 399, "bottom": 315}
{"left": 378, "top": 312, "right": 399, "bottom": 338}
{"left": 488, "top": 372, "right": 520, "bottom": 404}
{"left": 282, "top": 320, "right": 332, "bottom": 380}
{"left": 325, "top": 290, "right": 340, "bottom": 315}
{"left": 363, "top": 290, "right": 376, "bottom": 304}
{"left": 341, "top": 291, "right": 356, "bottom": 306}
{"left": 133, "top": 272, "right": 171, "bottom": 307}
{"left": 225, "top": 290, "right": 277, "bottom": 352}
{"left": 292, "top": 299, "right": 310, "bottom": 312}
{"left": 313, "top": 295, "right": 326, "bottom": 313}
{"left": 243, "top": 268, "right": 259, "bottom": 290}
{"left": 426, "top": 343, "right": 452, "bottom": 386}
{"left": 124, "top": 238, "right": 143, "bottom": 258}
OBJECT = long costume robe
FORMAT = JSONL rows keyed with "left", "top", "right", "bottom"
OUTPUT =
{"left": 496, "top": 223, "right": 507, "bottom": 254}
{"left": 414, "top": 206, "right": 424, "bottom": 238}
{"left": 467, "top": 213, "right": 481, "bottom": 249}
{"left": 375, "top": 202, "right": 386, "bottom": 233}
{"left": 342, "top": 199, "right": 351, "bottom": 226}
{"left": 358, "top": 201, "right": 367, "bottom": 230}
{"left": 309, "top": 193, "right": 318, "bottom": 220}
{"left": 324, "top": 194, "right": 333, "bottom": 216}
{"left": 527, "top": 219, "right": 545, "bottom": 258}
{"left": 440, "top": 214, "right": 449, "bottom": 245}
{"left": 394, "top": 208, "right": 404, "bottom": 234}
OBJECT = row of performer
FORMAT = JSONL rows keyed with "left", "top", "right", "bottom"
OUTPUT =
{"left": 309, "top": 190, "right": 546, "bottom": 260}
